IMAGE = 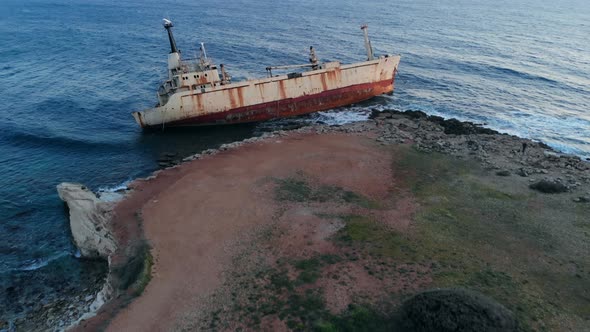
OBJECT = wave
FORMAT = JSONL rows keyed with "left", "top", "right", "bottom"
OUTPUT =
{"left": 0, "top": 128, "right": 126, "bottom": 152}
{"left": 96, "top": 181, "right": 130, "bottom": 202}
{"left": 398, "top": 72, "right": 452, "bottom": 91}
{"left": 482, "top": 64, "right": 560, "bottom": 85}
{"left": 97, "top": 180, "right": 130, "bottom": 193}
{"left": 437, "top": 57, "right": 564, "bottom": 87}
{"left": 1, "top": 207, "right": 36, "bottom": 221}
{"left": 14, "top": 251, "right": 69, "bottom": 272}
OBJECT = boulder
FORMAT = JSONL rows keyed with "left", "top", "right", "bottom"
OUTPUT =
{"left": 398, "top": 288, "right": 518, "bottom": 332}
{"left": 57, "top": 183, "right": 117, "bottom": 259}
{"left": 529, "top": 180, "right": 568, "bottom": 194}
{"left": 495, "top": 170, "right": 511, "bottom": 177}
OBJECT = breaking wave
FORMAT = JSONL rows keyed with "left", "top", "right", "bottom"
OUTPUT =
{"left": 97, "top": 180, "right": 130, "bottom": 193}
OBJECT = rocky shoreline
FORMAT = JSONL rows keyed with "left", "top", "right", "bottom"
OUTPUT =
{"left": 18, "top": 109, "right": 588, "bottom": 331}
{"left": 0, "top": 256, "right": 106, "bottom": 332}
{"left": 368, "top": 110, "right": 590, "bottom": 195}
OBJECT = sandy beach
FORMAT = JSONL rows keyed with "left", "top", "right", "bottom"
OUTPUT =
{"left": 69, "top": 111, "right": 589, "bottom": 332}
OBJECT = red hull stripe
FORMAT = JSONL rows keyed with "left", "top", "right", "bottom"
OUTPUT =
{"left": 153, "top": 78, "right": 394, "bottom": 128}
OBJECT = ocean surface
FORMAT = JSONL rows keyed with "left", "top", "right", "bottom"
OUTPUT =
{"left": 1, "top": 0, "right": 589, "bottom": 322}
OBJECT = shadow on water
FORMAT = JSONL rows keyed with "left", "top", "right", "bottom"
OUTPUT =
{"left": 132, "top": 117, "right": 319, "bottom": 163}
{"left": 133, "top": 122, "right": 260, "bottom": 159}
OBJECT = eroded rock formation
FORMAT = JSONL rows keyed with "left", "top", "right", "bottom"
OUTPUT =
{"left": 57, "top": 182, "right": 117, "bottom": 259}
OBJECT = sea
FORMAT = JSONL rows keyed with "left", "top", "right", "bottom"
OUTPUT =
{"left": 1, "top": 0, "right": 589, "bottom": 323}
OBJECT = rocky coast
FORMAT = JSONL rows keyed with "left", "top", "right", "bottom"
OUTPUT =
{"left": 19, "top": 110, "right": 589, "bottom": 331}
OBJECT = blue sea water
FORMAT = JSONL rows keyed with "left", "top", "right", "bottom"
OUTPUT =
{"left": 0, "top": 0, "right": 589, "bottom": 321}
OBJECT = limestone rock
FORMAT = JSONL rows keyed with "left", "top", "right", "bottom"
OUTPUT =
{"left": 56, "top": 183, "right": 117, "bottom": 259}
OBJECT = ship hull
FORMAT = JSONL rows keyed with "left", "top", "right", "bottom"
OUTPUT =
{"left": 133, "top": 56, "right": 400, "bottom": 128}
{"left": 153, "top": 79, "right": 393, "bottom": 127}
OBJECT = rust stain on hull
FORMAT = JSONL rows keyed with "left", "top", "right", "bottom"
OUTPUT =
{"left": 278, "top": 80, "right": 287, "bottom": 100}
{"left": 146, "top": 79, "right": 393, "bottom": 128}
{"left": 320, "top": 74, "right": 328, "bottom": 91}
{"left": 236, "top": 87, "right": 245, "bottom": 108}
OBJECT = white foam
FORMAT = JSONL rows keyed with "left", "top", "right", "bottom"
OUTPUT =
{"left": 305, "top": 107, "right": 374, "bottom": 125}
{"left": 97, "top": 180, "right": 130, "bottom": 193}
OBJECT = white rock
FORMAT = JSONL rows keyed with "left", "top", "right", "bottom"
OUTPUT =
{"left": 56, "top": 183, "right": 117, "bottom": 259}
{"left": 543, "top": 150, "right": 561, "bottom": 159}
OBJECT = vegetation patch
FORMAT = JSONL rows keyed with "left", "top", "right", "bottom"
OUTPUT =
{"left": 335, "top": 215, "right": 416, "bottom": 260}
{"left": 274, "top": 176, "right": 380, "bottom": 208}
{"left": 341, "top": 190, "right": 381, "bottom": 209}
{"left": 294, "top": 257, "right": 323, "bottom": 285}
{"left": 390, "top": 146, "right": 590, "bottom": 331}
{"left": 315, "top": 304, "right": 396, "bottom": 332}
{"left": 131, "top": 247, "right": 154, "bottom": 296}
{"left": 110, "top": 239, "right": 152, "bottom": 295}
{"left": 200, "top": 250, "right": 402, "bottom": 331}
{"left": 275, "top": 178, "right": 312, "bottom": 202}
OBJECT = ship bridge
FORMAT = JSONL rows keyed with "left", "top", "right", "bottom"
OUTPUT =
{"left": 157, "top": 19, "right": 231, "bottom": 106}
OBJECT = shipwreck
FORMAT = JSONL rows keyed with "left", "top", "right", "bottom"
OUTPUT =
{"left": 132, "top": 19, "right": 400, "bottom": 128}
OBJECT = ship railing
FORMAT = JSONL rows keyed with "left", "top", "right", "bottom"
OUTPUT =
{"left": 179, "top": 59, "right": 215, "bottom": 73}
{"left": 265, "top": 63, "right": 319, "bottom": 77}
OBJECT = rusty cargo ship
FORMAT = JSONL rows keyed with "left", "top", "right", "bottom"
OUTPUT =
{"left": 132, "top": 20, "right": 400, "bottom": 128}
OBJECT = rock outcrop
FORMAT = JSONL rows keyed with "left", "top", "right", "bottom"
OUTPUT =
{"left": 57, "top": 182, "right": 117, "bottom": 259}
{"left": 398, "top": 288, "right": 518, "bottom": 332}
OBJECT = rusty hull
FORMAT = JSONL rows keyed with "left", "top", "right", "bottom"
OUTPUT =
{"left": 133, "top": 56, "right": 400, "bottom": 128}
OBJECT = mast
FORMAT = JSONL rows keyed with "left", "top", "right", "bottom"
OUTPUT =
{"left": 163, "top": 19, "right": 181, "bottom": 80}
{"left": 163, "top": 19, "right": 179, "bottom": 54}
{"left": 360, "top": 25, "right": 374, "bottom": 61}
